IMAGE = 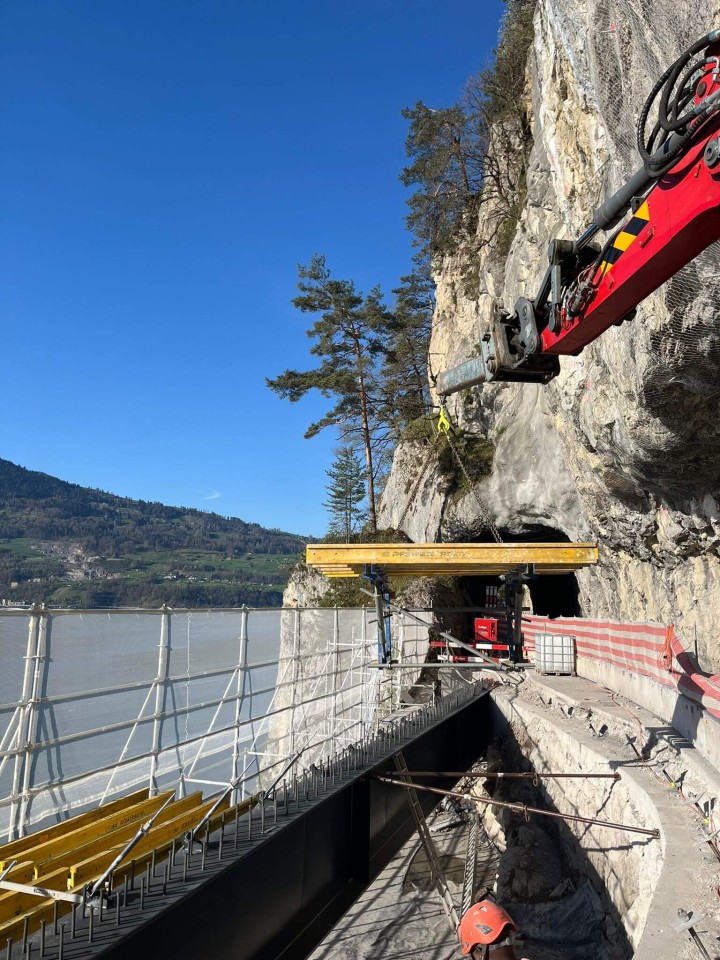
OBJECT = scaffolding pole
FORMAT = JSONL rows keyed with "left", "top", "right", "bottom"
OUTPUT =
{"left": 149, "top": 605, "right": 171, "bottom": 795}
{"left": 231, "top": 606, "right": 249, "bottom": 807}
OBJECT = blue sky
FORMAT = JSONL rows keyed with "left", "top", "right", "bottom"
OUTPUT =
{"left": 0, "top": 0, "right": 505, "bottom": 537}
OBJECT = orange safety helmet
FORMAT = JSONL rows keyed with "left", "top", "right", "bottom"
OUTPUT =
{"left": 459, "top": 900, "right": 518, "bottom": 954}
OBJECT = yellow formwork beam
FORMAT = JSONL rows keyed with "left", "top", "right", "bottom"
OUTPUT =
{"left": 0, "top": 795, "right": 250, "bottom": 942}
{"left": 0, "top": 865, "right": 67, "bottom": 923}
{"left": 33, "top": 791, "right": 197, "bottom": 881}
{"left": 306, "top": 542, "right": 598, "bottom": 578}
{"left": 1, "top": 790, "right": 175, "bottom": 877}
{"left": 0, "top": 788, "right": 151, "bottom": 867}
{"left": 68, "top": 792, "right": 230, "bottom": 889}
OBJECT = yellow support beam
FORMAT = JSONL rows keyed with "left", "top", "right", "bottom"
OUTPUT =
{"left": 67, "top": 793, "right": 230, "bottom": 889}
{"left": 0, "top": 790, "right": 175, "bottom": 877}
{"left": 0, "top": 788, "right": 151, "bottom": 867}
{"left": 0, "top": 795, "right": 252, "bottom": 942}
{"left": 306, "top": 542, "right": 599, "bottom": 578}
{"left": 32, "top": 791, "right": 196, "bottom": 881}
{"left": 0, "top": 866, "right": 67, "bottom": 924}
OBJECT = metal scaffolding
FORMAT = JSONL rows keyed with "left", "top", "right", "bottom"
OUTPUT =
{"left": 0, "top": 604, "right": 433, "bottom": 840}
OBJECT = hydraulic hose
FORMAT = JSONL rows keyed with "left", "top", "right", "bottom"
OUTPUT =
{"left": 637, "top": 30, "right": 720, "bottom": 175}
{"left": 592, "top": 30, "right": 720, "bottom": 231}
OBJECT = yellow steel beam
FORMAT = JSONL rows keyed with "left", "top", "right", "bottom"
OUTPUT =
{"left": 0, "top": 788, "right": 151, "bottom": 867}
{"left": 306, "top": 542, "right": 598, "bottom": 578}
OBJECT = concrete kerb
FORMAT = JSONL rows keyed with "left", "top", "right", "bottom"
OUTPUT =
{"left": 576, "top": 655, "right": 720, "bottom": 776}
{"left": 527, "top": 672, "right": 720, "bottom": 805}
{"left": 490, "top": 680, "right": 720, "bottom": 960}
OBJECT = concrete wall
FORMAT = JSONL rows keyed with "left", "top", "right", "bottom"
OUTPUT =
{"left": 577, "top": 655, "right": 720, "bottom": 775}
{"left": 490, "top": 688, "right": 664, "bottom": 952}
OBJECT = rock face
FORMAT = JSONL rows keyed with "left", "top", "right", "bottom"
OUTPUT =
{"left": 379, "top": 0, "right": 720, "bottom": 671}
{"left": 282, "top": 564, "right": 329, "bottom": 607}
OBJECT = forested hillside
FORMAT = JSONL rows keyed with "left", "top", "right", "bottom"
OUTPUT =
{"left": 0, "top": 459, "right": 307, "bottom": 607}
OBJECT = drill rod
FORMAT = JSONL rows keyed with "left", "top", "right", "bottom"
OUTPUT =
{"left": 374, "top": 776, "right": 659, "bottom": 838}
{"left": 399, "top": 771, "right": 621, "bottom": 780}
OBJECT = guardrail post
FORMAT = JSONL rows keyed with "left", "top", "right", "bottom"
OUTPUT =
{"left": 330, "top": 608, "right": 339, "bottom": 747}
{"left": 231, "top": 606, "right": 249, "bottom": 806}
{"left": 289, "top": 610, "right": 300, "bottom": 756}
{"left": 7, "top": 609, "right": 37, "bottom": 840}
{"left": 149, "top": 605, "right": 171, "bottom": 795}
{"left": 9, "top": 605, "right": 48, "bottom": 839}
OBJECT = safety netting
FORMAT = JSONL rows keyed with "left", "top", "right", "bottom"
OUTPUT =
{"left": 523, "top": 614, "right": 720, "bottom": 719}
{"left": 0, "top": 606, "right": 431, "bottom": 840}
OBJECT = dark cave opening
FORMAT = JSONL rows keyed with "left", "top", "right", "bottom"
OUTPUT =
{"left": 455, "top": 524, "right": 581, "bottom": 626}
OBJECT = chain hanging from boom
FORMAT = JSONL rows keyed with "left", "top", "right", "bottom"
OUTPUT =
{"left": 393, "top": 402, "right": 503, "bottom": 545}
{"left": 438, "top": 403, "right": 503, "bottom": 544}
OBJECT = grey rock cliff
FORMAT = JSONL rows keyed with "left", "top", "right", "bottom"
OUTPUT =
{"left": 379, "top": 0, "right": 720, "bottom": 670}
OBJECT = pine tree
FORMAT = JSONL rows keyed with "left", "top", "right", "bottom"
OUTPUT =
{"left": 323, "top": 446, "right": 366, "bottom": 542}
{"left": 400, "top": 101, "right": 481, "bottom": 260}
{"left": 266, "top": 255, "right": 391, "bottom": 532}
{"left": 400, "top": 0, "right": 536, "bottom": 262}
{"left": 380, "top": 271, "right": 435, "bottom": 431}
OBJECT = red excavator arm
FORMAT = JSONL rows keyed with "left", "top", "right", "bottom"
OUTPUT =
{"left": 437, "top": 31, "right": 720, "bottom": 394}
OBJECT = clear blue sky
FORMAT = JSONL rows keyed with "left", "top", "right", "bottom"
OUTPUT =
{"left": 0, "top": 0, "right": 505, "bottom": 538}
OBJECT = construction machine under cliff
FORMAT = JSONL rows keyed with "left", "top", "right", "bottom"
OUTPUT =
{"left": 437, "top": 30, "right": 720, "bottom": 393}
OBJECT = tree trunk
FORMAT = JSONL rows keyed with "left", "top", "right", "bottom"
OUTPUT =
{"left": 354, "top": 344, "right": 377, "bottom": 533}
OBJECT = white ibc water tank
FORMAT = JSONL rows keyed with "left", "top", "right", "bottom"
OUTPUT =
{"left": 535, "top": 633, "right": 576, "bottom": 675}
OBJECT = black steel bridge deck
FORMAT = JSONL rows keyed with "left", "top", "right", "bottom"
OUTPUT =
{"left": 26, "top": 683, "right": 493, "bottom": 960}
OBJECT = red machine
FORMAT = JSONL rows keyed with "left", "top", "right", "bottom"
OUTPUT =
{"left": 437, "top": 31, "right": 720, "bottom": 394}
{"left": 473, "top": 617, "right": 498, "bottom": 642}
{"left": 429, "top": 617, "right": 506, "bottom": 662}
{"left": 474, "top": 617, "right": 509, "bottom": 660}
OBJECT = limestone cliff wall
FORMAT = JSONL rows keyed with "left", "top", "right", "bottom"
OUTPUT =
{"left": 379, "top": 0, "right": 720, "bottom": 671}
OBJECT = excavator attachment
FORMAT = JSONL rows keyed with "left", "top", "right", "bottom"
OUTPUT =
{"left": 437, "top": 301, "right": 559, "bottom": 395}
{"left": 438, "top": 30, "right": 720, "bottom": 396}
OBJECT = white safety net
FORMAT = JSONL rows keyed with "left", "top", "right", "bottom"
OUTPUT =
{"left": 0, "top": 605, "right": 432, "bottom": 840}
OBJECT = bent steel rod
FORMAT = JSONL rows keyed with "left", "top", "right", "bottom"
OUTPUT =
{"left": 400, "top": 771, "right": 621, "bottom": 780}
{"left": 374, "top": 775, "right": 659, "bottom": 838}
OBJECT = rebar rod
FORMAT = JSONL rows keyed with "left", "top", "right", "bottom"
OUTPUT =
{"left": 400, "top": 771, "right": 621, "bottom": 780}
{"left": 374, "top": 776, "right": 660, "bottom": 838}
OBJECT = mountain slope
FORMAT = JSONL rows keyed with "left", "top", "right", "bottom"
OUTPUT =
{"left": 0, "top": 459, "right": 307, "bottom": 607}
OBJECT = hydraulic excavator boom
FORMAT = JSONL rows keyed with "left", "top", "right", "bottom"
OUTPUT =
{"left": 437, "top": 30, "right": 720, "bottom": 395}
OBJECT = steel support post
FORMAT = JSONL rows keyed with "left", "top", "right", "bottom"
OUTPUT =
{"left": 501, "top": 567, "right": 527, "bottom": 664}
{"left": 0, "top": 704, "right": 22, "bottom": 791}
{"left": 373, "top": 584, "right": 386, "bottom": 666}
{"left": 288, "top": 610, "right": 300, "bottom": 757}
{"left": 17, "top": 607, "right": 49, "bottom": 838}
{"left": 231, "top": 607, "right": 249, "bottom": 807}
{"left": 7, "top": 611, "right": 37, "bottom": 841}
{"left": 149, "top": 605, "right": 171, "bottom": 795}
{"left": 9, "top": 606, "right": 43, "bottom": 840}
{"left": 330, "top": 609, "right": 339, "bottom": 748}
{"left": 513, "top": 571, "right": 524, "bottom": 662}
{"left": 360, "top": 608, "right": 368, "bottom": 736}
